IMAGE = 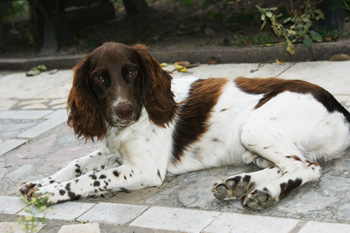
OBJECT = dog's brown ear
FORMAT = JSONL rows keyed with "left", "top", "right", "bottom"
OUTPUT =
{"left": 133, "top": 44, "right": 177, "bottom": 127}
{"left": 67, "top": 56, "right": 107, "bottom": 141}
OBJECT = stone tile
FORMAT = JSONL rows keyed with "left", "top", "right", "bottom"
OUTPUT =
{"left": 44, "top": 109, "right": 68, "bottom": 119}
{"left": 17, "top": 118, "right": 66, "bottom": 138}
{"left": 18, "top": 201, "right": 95, "bottom": 221}
{"left": 299, "top": 221, "right": 350, "bottom": 233}
{"left": 203, "top": 213, "right": 299, "bottom": 233}
{"left": 49, "top": 98, "right": 67, "bottom": 106}
{"left": 0, "top": 70, "right": 72, "bottom": 99}
{"left": 0, "top": 222, "right": 44, "bottom": 233}
{"left": 279, "top": 61, "right": 350, "bottom": 95}
{"left": 130, "top": 206, "right": 220, "bottom": 233}
{"left": 6, "top": 164, "right": 33, "bottom": 181}
{"left": 0, "top": 110, "right": 52, "bottom": 119}
{"left": 0, "top": 99, "right": 17, "bottom": 110}
{"left": 22, "top": 104, "right": 48, "bottom": 110}
{"left": 18, "top": 99, "right": 48, "bottom": 106}
{"left": 35, "top": 79, "right": 73, "bottom": 99}
{"left": 176, "top": 63, "right": 293, "bottom": 80}
{"left": 0, "top": 139, "right": 27, "bottom": 156}
{"left": 77, "top": 203, "right": 148, "bottom": 225}
{"left": 58, "top": 223, "right": 100, "bottom": 233}
{"left": 52, "top": 104, "right": 67, "bottom": 109}
{"left": 0, "top": 196, "right": 26, "bottom": 214}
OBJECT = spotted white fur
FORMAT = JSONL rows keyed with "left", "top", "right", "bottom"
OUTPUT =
{"left": 20, "top": 76, "right": 350, "bottom": 209}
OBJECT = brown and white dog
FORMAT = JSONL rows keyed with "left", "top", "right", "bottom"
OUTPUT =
{"left": 20, "top": 42, "right": 350, "bottom": 209}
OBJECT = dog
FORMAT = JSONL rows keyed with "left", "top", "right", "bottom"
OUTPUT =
{"left": 20, "top": 42, "right": 350, "bottom": 209}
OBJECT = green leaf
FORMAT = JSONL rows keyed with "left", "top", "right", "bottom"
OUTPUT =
{"left": 261, "top": 14, "right": 265, "bottom": 21}
{"left": 204, "top": 11, "right": 214, "bottom": 20}
{"left": 266, "top": 12, "right": 272, "bottom": 17}
{"left": 260, "top": 20, "right": 267, "bottom": 31}
{"left": 285, "top": 38, "right": 295, "bottom": 55}
{"left": 180, "top": 0, "right": 193, "bottom": 6}
{"left": 303, "top": 37, "right": 312, "bottom": 48}
{"left": 309, "top": 30, "right": 323, "bottom": 42}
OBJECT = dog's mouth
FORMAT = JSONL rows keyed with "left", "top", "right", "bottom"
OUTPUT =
{"left": 112, "top": 120, "right": 136, "bottom": 128}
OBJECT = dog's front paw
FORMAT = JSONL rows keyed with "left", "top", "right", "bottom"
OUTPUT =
{"left": 19, "top": 182, "right": 42, "bottom": 200}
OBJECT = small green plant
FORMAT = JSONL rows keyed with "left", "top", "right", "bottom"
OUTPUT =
{"left": 18, "top": 195, "right": 51, "bottom": 233}
{"left": 256, "top": 1, "right": 324, "bottom": 55}
{"left": 344, "top": 0, "right": 350, "bottom": 12}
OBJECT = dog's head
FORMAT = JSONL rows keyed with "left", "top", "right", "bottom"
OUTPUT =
{"left": 67, "top": 42, "right": 176, "bottom": 140}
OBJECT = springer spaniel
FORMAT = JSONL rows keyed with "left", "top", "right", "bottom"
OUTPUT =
{"left": 20, "top": 42, "right": 350, "bottom": 210}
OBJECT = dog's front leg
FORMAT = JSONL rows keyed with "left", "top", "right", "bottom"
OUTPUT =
{"left": 31, "top": 163, "right": 164, "bottom": 204}
{"left": 19, "top": 150, "right": 120, "bottom": 198}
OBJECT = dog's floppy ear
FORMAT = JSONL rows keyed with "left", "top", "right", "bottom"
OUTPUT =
{"left": 67, "top": 56, "right": 107, "bottom": 141}
{"left": 133, "top": 44, "right": 177, "bottom": 127}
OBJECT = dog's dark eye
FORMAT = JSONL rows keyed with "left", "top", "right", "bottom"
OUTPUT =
{"left": 128, "top": 69, "right": 137, "bottom": 78}
{"left": 94, "top": 75, "right": 104, "bottom": 84}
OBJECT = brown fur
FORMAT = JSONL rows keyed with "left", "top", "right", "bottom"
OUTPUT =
{"left": 234, "top": 77, "right": 350, "bottom": 122}
{"left": 67, "top": 56, "right": 107, "bottom": 141}
{"left": 67, "top": 43, "right": 177, "bottom": 141}
{"left": 133, "top": 44, "right": 177, "bottom": 127}
{"left": 172, "top": 78, "right": 229, "bottom": 162}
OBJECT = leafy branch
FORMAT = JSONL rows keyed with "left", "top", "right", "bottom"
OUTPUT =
{"left": 256, "top": 1, "right": 324, "bottom": 55}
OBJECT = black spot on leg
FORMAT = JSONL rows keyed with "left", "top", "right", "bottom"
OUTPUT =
{"left": 75, "top": 179, "right": 79, "bottom": 183}
{"left": 98, "top": 152, "right": 102, "bottom": 156}
{"left": 113, "top": 170, "right": 120, "bottom": 177}
{"left": 220, "top": 108, "right": 228, "bottom": 112}
{"left": 65, "top": 183, "right": 71, "bottom": 192}
{"left": 89, "top": 174, "right": 97, "bottom": 180}
{"left": 49, "top": 180, "right": 55, "bottom": 184}
{"left": 212, "top": 138, "right": 219, "bottom": 142}
{"left": 93, "top": 181, "right": 100, "bottom": 187}
{"left": 279, "top": 178, "right": 302, "bottom": 199}
{"left": 101, "top": 165, "right": 105, "bottom": 169}
{"left": 68, "top": 191, "right": 76, "bottom": 200}
{"left": 99, "top": 174, "right": 106, "bottom": 179}
{"left": 75, "top": 168, "right": 81, "bottom": 174}
{"left": 130, "top": 173, "right": 132, "bottom": 177}
{"left": 243, "top": 175, "right": 251, "bottom": 184}
{"left": 157, "top": 169, "right": 162, "bottom": 180}
{"left": 59, "top": 190, "right": 66, "bottom": 195}
{"left": 124, "top": 176, "right": 127, "bottom": 180}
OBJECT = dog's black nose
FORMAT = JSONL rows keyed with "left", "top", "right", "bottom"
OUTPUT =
{"left": 115, "top": 104, "right": 134, "bottom": 120}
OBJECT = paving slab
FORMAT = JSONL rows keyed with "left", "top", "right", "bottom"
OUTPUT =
{"left": 202, "top": 213, "right": 300, "bottom": 233}
{"left": 0, "top": 70, "right": 72, "bottom": 99}
{"left": 172, "top": 63, "right": 293, "bottom": 80}
{"left": 17, "top": 118, "right": 66, "bottom": 139}
{"left": 0, "top": 196, "right": 26, "bottom": 214}
{"left": 0, "top": 222, "right": 44, "bottom": 233}
{"left": 58, "top": 223, "right": 100, "bottom": 233}
{"left": 77, "top": 202, "right": 148, "bottom": 225}
{"left": 0, "top": 99, "right": 18, "bottom": 110}
{"left": 18, "top": 201, "right": 95, "bottom": 221}
{"left": 0, "top": 110, "right": 52, "bottom": 119}
{"left": 44, "top": 110, "right": 68, "bottom": 119}
{"left": 279, "top": 61, "right": 350, "bottom": 95}
{"left": 0, "top": 139, "right": 27, "bottom": 156}
{"left": 130, "top": 206, "right": 220, "bottom": 233}
{"left": 298, "top": 221, "right": 350, "bottom": 233}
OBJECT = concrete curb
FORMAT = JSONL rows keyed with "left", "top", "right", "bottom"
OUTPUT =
{"left": 0, "top": 40, "right": 349, "bottom": 70}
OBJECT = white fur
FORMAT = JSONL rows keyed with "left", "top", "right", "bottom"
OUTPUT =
{"left": 20, "top": 77, "right": 350, "bottom": 208}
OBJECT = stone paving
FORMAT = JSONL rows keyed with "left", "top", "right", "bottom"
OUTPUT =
{"left": 0, "top": 61, "right": 350, "bottom": 232}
